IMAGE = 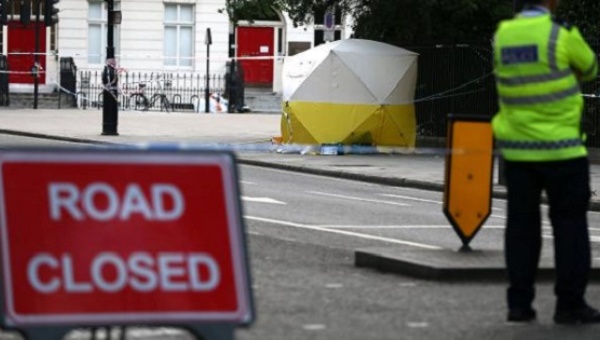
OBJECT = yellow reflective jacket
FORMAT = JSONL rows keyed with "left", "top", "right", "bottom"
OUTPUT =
{"left": 492, "top": 9, "right": 598, "bottom": 161}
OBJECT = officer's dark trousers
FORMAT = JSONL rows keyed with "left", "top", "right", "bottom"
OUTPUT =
{"left": 504, "top": 157, "right": 591, "bottom": 311}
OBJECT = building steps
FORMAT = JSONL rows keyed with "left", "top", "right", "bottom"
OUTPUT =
{"left": 3, "top": 92, "right": 78, "bottom": 109}
{"left": 244, "top": 90, "right": 282, "bottom": 113}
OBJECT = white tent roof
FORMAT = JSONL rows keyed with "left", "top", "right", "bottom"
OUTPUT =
{"left": 282, "top": 39, "right": 419, "bottom": 105}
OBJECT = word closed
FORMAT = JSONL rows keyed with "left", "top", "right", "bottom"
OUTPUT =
{"left": 28, "top": 252, "right": 220, "bottom": 294}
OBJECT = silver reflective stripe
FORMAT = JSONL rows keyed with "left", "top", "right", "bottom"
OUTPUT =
{"left": 548, "top": 23, "right": 560, "bottom": 71}
{"left": 500, "top": 84, "right": 580, "bottom": 105}
{"left": 497, "top": 69, "right": 572, "bottom": 85}
{"left": 497, "top": 138, "right": 583, "bottom": 150}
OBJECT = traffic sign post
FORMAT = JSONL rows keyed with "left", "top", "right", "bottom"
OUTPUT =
{"left": 0, "top": 149, "right": 254, "bottom": 340}
{"left": 324, "top": 8, "right": 335, "bottom": 42}
{"left": 443, "top": 116, "right": 494, "bottom": 251}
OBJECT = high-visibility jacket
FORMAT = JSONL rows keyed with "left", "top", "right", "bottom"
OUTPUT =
{"left": 492, "top": 8, "right": 598, "bottom": 161}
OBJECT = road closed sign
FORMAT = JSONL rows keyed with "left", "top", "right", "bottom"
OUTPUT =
{"left": 0, "top": 150, "right": 253, "bottom": 327}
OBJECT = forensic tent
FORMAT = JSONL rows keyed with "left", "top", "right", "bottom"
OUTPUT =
{"left": 281, "top": 39, "right": 419, "bottom": 147}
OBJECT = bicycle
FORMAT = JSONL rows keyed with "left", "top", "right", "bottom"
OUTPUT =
{"left": 127, "top": 82, "right": 150, "bottom": 111}
{"left": 126, "top": 74, "right": 172, "bottom": 112}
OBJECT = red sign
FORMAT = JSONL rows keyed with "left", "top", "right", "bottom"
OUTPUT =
{"left": 0, "top": 151, "right": 253, "bottom": 326}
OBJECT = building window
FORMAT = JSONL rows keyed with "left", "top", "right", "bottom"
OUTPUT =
{"left": 87, "top": 1, "right": 120, "bottom": 65}
{"left": 50, "top": 26, "right": 57, "bottom": 52}
{"left": 164, "top": 4, "right": 194, "bottom": 68}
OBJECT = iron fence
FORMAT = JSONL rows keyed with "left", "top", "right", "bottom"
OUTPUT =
{"left": 76, "top": 71, "right": 227, "bottom": 113}
{"left": 0, "top": 54, "right": 8, "bottom": 107}
{"left": 59, "top": 57, "right": 77, "bottom": 108}
{"left": 411, "top": 43, "right": 498, "bottom": 138}
{"left": 411, "top": 42, "right": 600, "bottom": 148}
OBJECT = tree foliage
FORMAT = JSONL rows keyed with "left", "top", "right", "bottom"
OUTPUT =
{"left": 220, "top": 0, "right": 283, "bottom": 23}
{"left": 556, "top": 0, "right": 600, "bottom": 38}
{"left": 222, "top": 0, "right": 599, "bottom": 45}
{"left": 350, "top": 0, "right": 515, "bottom": 45}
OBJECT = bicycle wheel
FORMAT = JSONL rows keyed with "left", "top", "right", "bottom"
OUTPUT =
{"left": 162, "top": 96, "right": 172, "bottom": 113}
{"left": 130, "top": 94, "right": 149, "bottom": 111}
{"left": 150, "top": 94, "right": 170, "bottom": 112}
{"left": 149, "top": 94, "right": 160, "bottom": 111}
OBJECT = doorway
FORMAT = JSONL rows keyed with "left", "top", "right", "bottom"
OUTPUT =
{"left": 7, "top": 21, "right": 46, "bottom": 84}
{"left": 236, "top": 26, "right": 274, "bottom": 87}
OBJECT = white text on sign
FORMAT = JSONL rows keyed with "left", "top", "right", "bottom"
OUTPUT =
{"left": 27, "top": 252, "right": 221, "bottom": 294}
{"left": 34, "top": 182, "right": 222, "bottom": 294}
{"left": 48, "top": 182, "right": 185, "bottom": 221}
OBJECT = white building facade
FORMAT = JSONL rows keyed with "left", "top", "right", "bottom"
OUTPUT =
{"left": 58, "top": 0, "right": 230, "bottom": 75}
{"left": 1, "top": 0, "right": 353, "bottom": 93}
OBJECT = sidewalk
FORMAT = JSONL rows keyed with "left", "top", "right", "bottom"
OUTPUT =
{"left": 1, "top": 108, "right": 600, "bottom": 209}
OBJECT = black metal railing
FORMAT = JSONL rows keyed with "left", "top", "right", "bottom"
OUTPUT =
{"left": 76, "top": 71, "right": 227, "bottom": 113}
{"left": 411, "top": 43, "right": 498, "bottom": 138}
{"left": 59, "top": 57, "right": 78, "bottom": 108}
{"left": 0, "top": 54, "right": 8, "bottom": 107}
{"left": 410, "top": 41, "right": 600, "bottom": 147}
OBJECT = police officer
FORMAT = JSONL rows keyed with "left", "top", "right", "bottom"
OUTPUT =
{"left": 493, "top": 0, "right": 600, "bottom": 323}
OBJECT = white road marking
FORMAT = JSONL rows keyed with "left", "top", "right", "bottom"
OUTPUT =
{"left": 322, "top": 224, "right": 598, "bottom": 232}
{"left": 380, "top": 193, "right": 441, "bottom": 205}
{"left": 242, "top": 196, "right": 286, "bottom": 205}
{"left": 543, "top": 234, "right": 600, "bottom": 244}
{"left": 489, "top": 215, "right": 554, "bottom": 226}
{"left": 407, "top": 322, "right": 429, "bottom": 328}
{"left": 308, "top": 191, "right": 410, "bottom": 207}
{"left": 245, "top": 216, "right": 442, "bottom": 250}
{"left": 318, "top": 225, "right": 506, "bottom": 229}
{"left": 380, "top": 193, "right": 506, "bottom": 211}
{"left": 325, "top": 283, "right": 343, "bottom": 288}
{"left": 303, "top": 324, "right": 326, "bottom": 331}
{"left": 240, "top": 180, "right": 257, "bottom": 185}
{"left": 244, "top": 165, "right": 600, "bottom": 219}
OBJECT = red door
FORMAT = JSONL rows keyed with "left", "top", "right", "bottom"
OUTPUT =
{"left": 237, "top": 26, "right": 274, "bottom": 86}
{"left": 7, "top": 21, "right": 46, "bottom": 84}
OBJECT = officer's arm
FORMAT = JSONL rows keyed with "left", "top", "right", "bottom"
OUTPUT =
{"left": 567, "top": 27, "right": 598, "bottom": 82}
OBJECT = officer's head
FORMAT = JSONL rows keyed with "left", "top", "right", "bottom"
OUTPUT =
{"left": 519, "top": 0, "right": 560, "bottom": 12}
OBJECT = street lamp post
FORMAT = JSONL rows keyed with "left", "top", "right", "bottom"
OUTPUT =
{"left": 33, "top": 0, "right": 40, "bottom": 109}
{"left": 205, "top": 28, "right": 212, "bottom": 113}
{"left": 227, "top": 20, "right": 236, "bottom": 113}
{"left": 101, "top": 0, "right": 118, "bottom": 135}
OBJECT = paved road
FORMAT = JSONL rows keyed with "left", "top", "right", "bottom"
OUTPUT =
{"left": 0, "top": 134, "right": 599, "bottom": 340}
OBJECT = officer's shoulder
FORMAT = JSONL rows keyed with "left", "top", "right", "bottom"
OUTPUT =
{"left": 552, "top": 17, "right": 574, "bottom": 30}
